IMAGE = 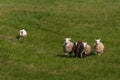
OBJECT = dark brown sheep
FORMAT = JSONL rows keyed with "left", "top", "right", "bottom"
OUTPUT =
{"left": 73, "top": 41, "right": 84, "bottom": 58}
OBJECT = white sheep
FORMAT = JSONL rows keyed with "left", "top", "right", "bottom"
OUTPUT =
{"left": 63, "top": 38, "right": 74, "bottom": 57}
{"left": 93, "top": 39, "right": 104, "bottom": 55}
{"left": 17, "top": 29, "right": 27, "bottom": 39}
{"left": 83, "top": 42, "right": 91, "bottom": 56}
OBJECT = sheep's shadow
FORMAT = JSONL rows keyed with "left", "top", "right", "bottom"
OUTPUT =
{"left": 56, "top": 54, "right": 65, "bottom": 57}
{"left": 56, "top": 54, "right": 75, "bottom": 58}
{"left": 56, "top": 52, "right": 96, "bottom": 59}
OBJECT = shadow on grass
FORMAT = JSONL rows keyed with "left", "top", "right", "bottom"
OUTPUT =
{"left": 56, "top": 54, "right": 65, "bottom": 58}
{"left": 56, "top": 52, "right": 96, "bottom": 59}
{"left": 56, "top": 54, "right": 75, "bottom": 58}
{"left": 16, "top": 35, "right": 20, "bottom": 40}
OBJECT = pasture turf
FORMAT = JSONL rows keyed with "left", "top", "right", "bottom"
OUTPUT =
{"left": 0, "top": 0, "right": 120, "bottom": 80}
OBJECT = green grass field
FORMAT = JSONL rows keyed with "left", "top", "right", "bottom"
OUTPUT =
{"left": 0, "top": 0, "right": 120, "bottom": 80}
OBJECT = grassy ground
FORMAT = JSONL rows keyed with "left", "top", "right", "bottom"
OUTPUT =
{"left": 0, "top": 0, "right": 120, "bottom": 80}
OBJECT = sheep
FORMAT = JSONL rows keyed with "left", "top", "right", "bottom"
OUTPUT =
{"left": 73, "top": 41, "right": 84, "bottom": 58}
{"left": 17, "top": 29, "right": 27, "bottom": 39}
{"left": 63, "top": 38, "right": 74, "bottom": 57}
{"left": 82, "top": 42, "right": 91, "bottom": 56}
{"left": 93, "top": 39, "right": 104, "bottom": 55}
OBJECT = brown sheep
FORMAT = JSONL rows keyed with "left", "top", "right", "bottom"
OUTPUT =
{"left": 73, "top": 41, "right": 84, "bottom": 58}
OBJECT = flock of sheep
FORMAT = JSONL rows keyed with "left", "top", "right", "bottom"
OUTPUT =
{"left": 17, "top": 29, "right": 104, "bottom": 58}
{"left": 63, "top": 38, "right": 104, "bottom": 58}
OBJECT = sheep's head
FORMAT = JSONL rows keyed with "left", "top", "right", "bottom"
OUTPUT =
{"left": 83, "top": 42, "right": 87, "bottom": 48}
{"left": 95, "top": 39, "right": 101, "bottom": 44}
{"left": 75, "top": 42, "right": 78, "bottom": 46}
{"left": 65, "top": 38, "right": 71, "bottom": 43}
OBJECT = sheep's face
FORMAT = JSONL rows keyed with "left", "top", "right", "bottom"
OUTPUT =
{"left": 75, "top": 42, "right": 78, "bottom": 46}
{"left": 95, "top": 39, "right": 101, "bottom": 44}
{"left": 83, "top": 42, "right": 87, "bottom": 48}
{"left": 65, "top": 38, "right": 71, "bottom": 43}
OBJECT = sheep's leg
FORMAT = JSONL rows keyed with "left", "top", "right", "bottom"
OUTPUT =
{"left": 98, "top": 52, "right": 102, "bottom": 56}
{"left": 80, "top": 53, "right": 83, "bottom": 58}
{"left": 77, "top": 52, "right": 80, "bottom": 58}
{"left": 65, "top": 53, "right": 67, "bottom": 56}
{"left": 95, "top": 52, "right": 98, "bottom": 55}
{"left": 81, "top": 53, "right": 85, "bottom": 58}
{"left": 83, "top": 52, "right": 85, "bottom": 57}
{"left": 98, "top": 53, "right": 101, "bottom": 56}
{"left": 69, "top": 52, "right": 72, "bottom": 57}
{"left": 74, "top": 52, "right": 77, "bottom": 57}
{"left": 101, "top": 51, "right": 103, "bottom": 53}
{"left": 67, "top": 53, "right": 70, "bottom": 57}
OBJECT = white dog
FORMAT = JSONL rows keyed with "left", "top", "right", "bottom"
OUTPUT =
{"left": 17, "top": 29, "right": 27, "bottom": 39}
